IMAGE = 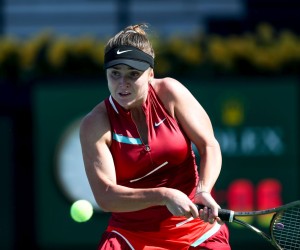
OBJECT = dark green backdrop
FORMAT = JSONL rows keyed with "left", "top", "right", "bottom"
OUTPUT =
{"left": 0, "top": 117, "right": 14, "bottom": 250}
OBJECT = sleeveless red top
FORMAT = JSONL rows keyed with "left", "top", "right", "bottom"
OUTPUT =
{"left": 104, "top": 84, "right": 199, "bottom": 231}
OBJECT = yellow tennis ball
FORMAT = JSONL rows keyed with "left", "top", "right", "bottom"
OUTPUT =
{"left": 70, "top": 199, "right": 93, "bottom": 223}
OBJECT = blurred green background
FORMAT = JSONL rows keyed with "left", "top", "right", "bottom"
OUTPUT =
{"left": 1, "top": 1, "right": 300, "bottom": 249}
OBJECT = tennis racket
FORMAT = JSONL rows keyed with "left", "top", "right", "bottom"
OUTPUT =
{"left": 196, "top": 200, "right": 300, "bottom": 250}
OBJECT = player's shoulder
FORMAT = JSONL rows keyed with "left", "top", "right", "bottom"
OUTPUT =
{"left": 153, "top": 77, "right": 185, "bottom": 92}
{"left": 81, "top": 101, "right": 106, "bottom": 125}
{"left": 154, "top": 76, "right": 182, "bottom": 88}
{"left": 153, "top": 77, "right": 190, "bottom": 98}
{"left": 79, "top": 101, "right": 109, "bottom": 139}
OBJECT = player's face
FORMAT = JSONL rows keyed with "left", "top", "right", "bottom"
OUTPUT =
{"left": 106, "top": 64, "right": 153, "bottom": 109}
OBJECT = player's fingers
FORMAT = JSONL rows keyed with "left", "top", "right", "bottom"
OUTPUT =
{"left": 210, "top": 205, "right": 219, "bottom": 218}
{"left": 208, "top": 217, "right": 215, "bottom": 224}
{"left": 183, "top": 212, "right": 193, "bottom": 219}
{"left": 198, "top": 204, "right": 223, "bottom": 224}
{"left": 207, "top": 208, "right": 217, "bottom": 224}
{"left": 216, "top": 217, "right": 224, "bottom": 225}
{"left": 199, "top": 206, "right": 209, "bottom": 221}
{"left": 190, "top": 204, "right": 199, "bottom": 218}
{"left": 208, "top": 207, "right": 225, "bottom": 225}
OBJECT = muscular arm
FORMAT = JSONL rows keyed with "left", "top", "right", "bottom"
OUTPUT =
{"left": 156, "top": 78, "right": 222, "bottom": 215}
{"left": 79, "top": 102, "right": 196, "bottom": 216}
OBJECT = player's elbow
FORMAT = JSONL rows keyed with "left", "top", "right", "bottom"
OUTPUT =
{"left": 198, "top": 138, "right": 221, "bottom": 156}
{"left": 95, "top": 198, "right": 113, "bottom": 212}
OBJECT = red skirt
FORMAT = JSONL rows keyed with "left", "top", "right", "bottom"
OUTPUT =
{"left": 97, "top": 216, "right": 230, "bottom": 250}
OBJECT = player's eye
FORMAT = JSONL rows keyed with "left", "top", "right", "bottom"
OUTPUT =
{"left": 110, "top": 70, "right": 120, "bottom": 79}
{"left": 129, "top": 71, "right": 142, "bottom": 79}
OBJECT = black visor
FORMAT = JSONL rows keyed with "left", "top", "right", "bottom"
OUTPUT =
{"left": 104, "top": 45, "right": 154, "bottom": 71}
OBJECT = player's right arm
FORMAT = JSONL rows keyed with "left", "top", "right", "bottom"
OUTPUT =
{"left": 79, "top": 102, "right": 198, "bottom": 218}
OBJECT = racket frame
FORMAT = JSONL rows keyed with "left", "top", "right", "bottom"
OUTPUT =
{"left": 196, "top": 200, "right": 300, "bottom": 250}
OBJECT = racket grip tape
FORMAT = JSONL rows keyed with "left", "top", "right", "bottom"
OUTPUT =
{"left": 195, "top": 204, "right": 234, "bottom": 222}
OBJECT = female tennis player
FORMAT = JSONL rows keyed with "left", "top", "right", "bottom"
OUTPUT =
{"left": 80, "top": 23, "right": 230, "bottom": 249}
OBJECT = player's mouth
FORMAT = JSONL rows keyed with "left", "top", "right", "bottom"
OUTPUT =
{"left": 119, "top": 92, "right": 131, "bottom": 97}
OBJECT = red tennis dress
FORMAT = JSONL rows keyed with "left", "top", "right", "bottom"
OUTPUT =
{"left": 99, "top": 84, "right": 230, "bottom": 249}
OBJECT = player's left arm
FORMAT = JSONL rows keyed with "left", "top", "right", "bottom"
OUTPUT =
{"left": 157, "top": 77, "right": 222, "bottom": 219}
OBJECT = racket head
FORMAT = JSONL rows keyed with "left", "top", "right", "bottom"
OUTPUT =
{"left": 270, "top": 203, "right": 300, "bottom": 250}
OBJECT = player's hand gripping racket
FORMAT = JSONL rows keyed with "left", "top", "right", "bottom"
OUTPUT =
{"left": 196, "top": 200, "right": 300, "bottom": 250}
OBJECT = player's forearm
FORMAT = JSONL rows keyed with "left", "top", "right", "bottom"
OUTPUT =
{"left": 197, "top": 140, "right": 222, "bottom": 193}
{"left": 95, "top": 184, "right": 168, "bottom": 212}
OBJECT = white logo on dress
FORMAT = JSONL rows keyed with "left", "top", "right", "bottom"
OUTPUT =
{"left": 154, "top": 118, "right": 166, "bottom": 127}
{"left": 117, "top": 49, "right": 132, "bottom": 54}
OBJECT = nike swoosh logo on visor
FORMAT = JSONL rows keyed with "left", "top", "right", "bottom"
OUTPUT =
{"left": 154, "top": 118, "right": 166, "bottom": 127}
{"left": 117, "top": 49, "right": 132, "bottom": 54}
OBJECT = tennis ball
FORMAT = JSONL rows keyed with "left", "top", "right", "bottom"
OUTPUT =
{"left": 70, "top": 199, "right": 93, "bottom": 223}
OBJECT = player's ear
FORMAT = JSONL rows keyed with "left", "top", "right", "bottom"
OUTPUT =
{"left": 148, "top": 68, "right": 154, "bottom": 79}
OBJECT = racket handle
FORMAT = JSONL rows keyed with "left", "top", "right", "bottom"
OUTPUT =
{"left": 195, "top": 204, "right": 234, "bottom": 222}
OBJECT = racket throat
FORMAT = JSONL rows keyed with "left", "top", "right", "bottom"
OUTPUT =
{"left": 234, "top": 218, "right": 281, "bottom": 250}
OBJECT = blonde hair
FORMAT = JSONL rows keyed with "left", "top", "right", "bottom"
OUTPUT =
{"left": 105, "top": 23, "right": 155, "bottom": 58}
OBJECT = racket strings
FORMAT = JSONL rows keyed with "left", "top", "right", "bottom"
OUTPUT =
{"left": 272, "top": 206, "right": 300, "bottom": 250}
